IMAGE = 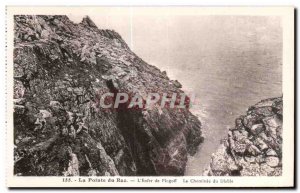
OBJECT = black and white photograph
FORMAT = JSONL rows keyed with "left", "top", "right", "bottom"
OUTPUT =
{"left": 5, "top": 6, "right": 294, "bottom": 188}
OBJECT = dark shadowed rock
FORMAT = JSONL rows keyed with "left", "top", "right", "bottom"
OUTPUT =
{"left": 13, "top": 15, "right": 202, "bottom": 176}
{"left": 80, "top": 16, "right": 98, "bottom": 28}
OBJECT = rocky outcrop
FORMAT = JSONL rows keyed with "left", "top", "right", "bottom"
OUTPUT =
{"left": 13, "top": 15, "right": 203, "bottom": 176}
{"left": 204, "top": 97, "right": 282, "bottom": 176}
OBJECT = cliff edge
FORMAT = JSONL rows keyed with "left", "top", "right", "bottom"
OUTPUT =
{"left": 204, "top": 97, "right": 282, "bottom": 176}
{"left": 13, "top": 15, "right": 203, "bottom": 176}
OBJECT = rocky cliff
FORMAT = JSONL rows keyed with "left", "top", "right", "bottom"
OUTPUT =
{"left": 13, "top": 15, "right": 203, "bottom": 176}
{"left": 204, "top": 97, "right": 282, "bottom": 176}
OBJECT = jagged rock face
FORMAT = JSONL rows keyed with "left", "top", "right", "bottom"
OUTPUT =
{"left": 13, "top": 15, "right": 202, "bottom": 176}
{"left": 204, "top": 97, "right": 282, "bottom": 176}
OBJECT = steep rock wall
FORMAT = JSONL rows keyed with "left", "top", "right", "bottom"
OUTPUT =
{"left": 13, "top": 15, "right": 203, "bottom": 176}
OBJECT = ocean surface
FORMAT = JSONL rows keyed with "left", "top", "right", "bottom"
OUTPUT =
{"left": 130, "top": 16, "right": 283, "bottom": 175}
{"left": 183, "top": 39, "right": 282, "bottom": 175}
{"left": 164, "top": 19, "right": 283, "bottom": 176}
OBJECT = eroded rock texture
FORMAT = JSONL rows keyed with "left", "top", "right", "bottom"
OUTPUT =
{"left": 204, "top": 97, "right": 282, "bottom": 176}
{"left": 13, "top": 15, "right": 203, "bottom": 176}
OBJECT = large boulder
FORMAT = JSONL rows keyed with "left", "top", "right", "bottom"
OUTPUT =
{"left": 205, "top": 97, "right": 282, "bottom": 176}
